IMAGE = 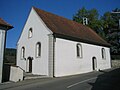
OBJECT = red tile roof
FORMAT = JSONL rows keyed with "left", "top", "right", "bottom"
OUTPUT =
{"left": 0, "top": 18, "right": 13, "bottom": 30}
{"left": 33, "top": 7, "right": 110, "bottom": 47}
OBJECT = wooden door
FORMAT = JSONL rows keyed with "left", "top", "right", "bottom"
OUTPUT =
{"left": 29, "top": 60, "right": 32, "bottom": 73}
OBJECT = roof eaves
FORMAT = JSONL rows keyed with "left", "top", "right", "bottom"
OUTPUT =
{"left": 0, "top": 18, "right": 13, "bottom": 30}
{"left": 53, "top": 33, "right": 111, "bottom": 47}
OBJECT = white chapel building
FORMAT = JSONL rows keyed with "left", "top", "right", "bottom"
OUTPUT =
{"left": 17, "top": 7, "right": 111, "bottom": 77}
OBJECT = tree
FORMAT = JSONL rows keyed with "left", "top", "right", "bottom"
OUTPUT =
{"left": 101, "top": 8, "right": 120, "bottom": 54}
{"left": 101, "top": 12, "right": 115, "bottom": 34}
{"left": 73, "top": 7, "right": 88, "bottom": 23}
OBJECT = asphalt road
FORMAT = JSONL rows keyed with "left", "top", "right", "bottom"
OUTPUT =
{"left": 0, "top": 68, "right": 120, "bottom": 90}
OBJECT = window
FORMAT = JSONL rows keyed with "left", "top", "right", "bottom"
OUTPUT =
{"left": 77, "top": 44, "right": 82, "bottom": 58}
{"left": 28, "top": 28, "right": 33, "bottom": 38}
{"left": 36, "top": 42, "right": 41, "bottom": 57}
{"left": 102, "top": 48, "right": 106, "bottom": 59}
{"left": 21, "top": 47, "right": 25, "bottom": 59}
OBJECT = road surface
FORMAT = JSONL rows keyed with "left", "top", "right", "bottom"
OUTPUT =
{"left": 0, "top": 68, "right": 120, "bottom": 90}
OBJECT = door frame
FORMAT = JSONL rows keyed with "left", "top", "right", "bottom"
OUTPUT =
{"left": 26, "top": 57, "right": 33, "bottom": 73}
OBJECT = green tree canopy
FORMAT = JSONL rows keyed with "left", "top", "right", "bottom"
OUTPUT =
{"left": 101, "top": 12, "right": 116, "bottom": 34}
{"left": 101, "top": 8, "right": 120, "bottom": 54}
{"left": 73, "top": 7, "right": 88, "bottom": 23}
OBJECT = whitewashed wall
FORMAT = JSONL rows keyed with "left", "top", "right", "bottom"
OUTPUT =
{"left": 17, "top": 8, "right": 51, "bottom": 76}
{"left": 54, "top": 38, "right": 111, "bottom": 77}
{"left": 0, "top": 30, "right": 6, "bottom": 83}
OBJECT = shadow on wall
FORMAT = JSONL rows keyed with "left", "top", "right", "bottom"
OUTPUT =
{"left": 89, "top": 68, "right": 120, "bottom": 90}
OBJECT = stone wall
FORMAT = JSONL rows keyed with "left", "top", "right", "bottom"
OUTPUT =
{"left": 112, "top": 60, "right": 120, "bottom": 68}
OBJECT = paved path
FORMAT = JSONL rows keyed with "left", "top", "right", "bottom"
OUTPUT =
{"left": 0, "top": 68, "right": 120, "bottom": 90}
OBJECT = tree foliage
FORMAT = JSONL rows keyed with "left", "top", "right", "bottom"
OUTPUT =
{"left": 101, "top": 8, "right": 120, "bottom": 54}
{"left": 73, "top": 7, "right": 88, "bottom": 23}
{"left": 4, "top": 48, "right": 16, "bottom": 64}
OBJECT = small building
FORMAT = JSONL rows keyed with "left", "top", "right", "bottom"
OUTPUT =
{"left": 17, "top": 7, "right": 111, "bottom": 77}
{"left": 0, "top": 18, "right": 13, "bottom": 83}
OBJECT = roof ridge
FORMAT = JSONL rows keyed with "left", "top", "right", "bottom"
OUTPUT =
{"left": 33, "top": 7, "right": 84, "bottom": 25}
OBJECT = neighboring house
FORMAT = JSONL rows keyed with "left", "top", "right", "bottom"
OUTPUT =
{"left": 0, "top": 18, "right": 13, "bottom": 83}
{"left": 17, "top": 7, "right": 111, "bottom": 77}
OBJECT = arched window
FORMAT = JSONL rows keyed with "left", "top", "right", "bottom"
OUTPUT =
{"left": 77, "top": 44, "right": 82, "bottom": 58}
{"left": 21, "top": 47, "right": 25, "bottom": 59}
{"left": 102, "top": 48, "right": 106, "bottom": 59}
{"left": 28, "top": 28, "right": 33, "bottom": 38}
{"left": 36, "top": 42, "right": 41, "bottom": 57}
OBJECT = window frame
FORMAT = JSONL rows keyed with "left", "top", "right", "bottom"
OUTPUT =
{"left": 36, "top": 42, "right": 41, "bottom": 58}
{"left": 28, "top": 28, "right": 33, "bottom": 38}
{"left": 101, "top": 48, "right": 106, "bottom": 60}
{"left": 76, "top": 43, "right": 83, "bottom": 58}
{"left": 21, "top": 46, "right": 25, "bottom": 60}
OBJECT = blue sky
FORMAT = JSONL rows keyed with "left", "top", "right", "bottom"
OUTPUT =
{"left": 0, "top": 0, "right": 120, "bottom": 48}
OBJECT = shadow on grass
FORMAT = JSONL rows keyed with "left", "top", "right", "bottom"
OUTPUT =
{"left": 89, "top": 68, "right": 120, "bottom": 90}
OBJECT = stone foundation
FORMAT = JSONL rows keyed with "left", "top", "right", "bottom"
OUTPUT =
{"left": 112, "top": 60, "right": 120, "bottom": 68}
